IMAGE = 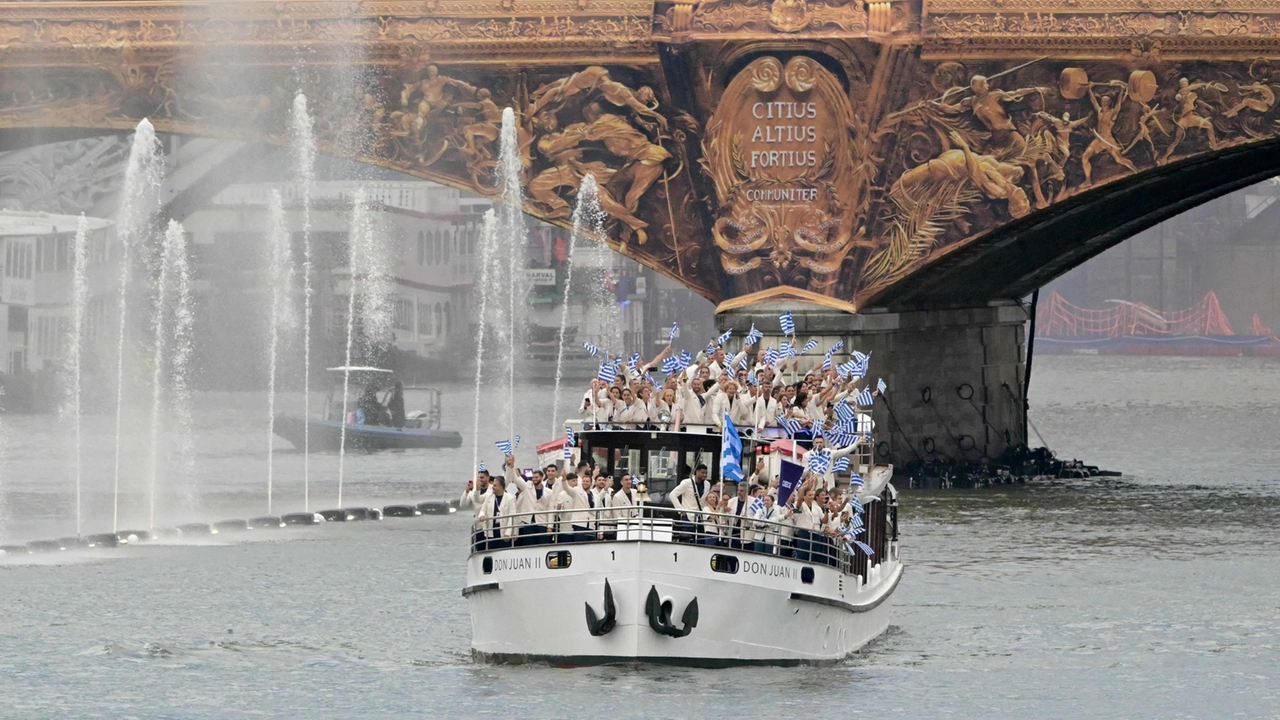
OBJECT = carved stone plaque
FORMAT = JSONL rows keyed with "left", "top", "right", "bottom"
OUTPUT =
{"left": 701, "top": 56, "right": 865, "bottom": 302}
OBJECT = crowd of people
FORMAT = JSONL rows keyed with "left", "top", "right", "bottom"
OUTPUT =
{"left": 578, "top": 332, "right": 879, "bottom": 440}
{"left": 461, "top": 453, "right": 872, "bottom": 566}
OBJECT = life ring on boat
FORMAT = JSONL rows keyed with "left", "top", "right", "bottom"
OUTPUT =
{"left": 585, "top": 578, "right": 617, "bottom": 637}
{"left": 645, "top": 585, "right": 698, "bottom": 638}
{"left": 956, "top": 383, "right": 974, "bottom": 400}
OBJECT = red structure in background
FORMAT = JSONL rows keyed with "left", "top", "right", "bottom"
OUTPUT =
{"left": 1034, "top": 292, "right": 1278, "bottom": 356}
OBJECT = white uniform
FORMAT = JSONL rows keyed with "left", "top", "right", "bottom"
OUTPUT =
{"left": 678, "top": 385, "right": 712, "bottom": 426}
{"left": 754, "top": 394, "right": 779, "bottom": 431}
{"left": 473, "top": 490, "right": 514, "bottom": 539}
{"left": 609, "top": 487, "right": 641, "bottom": 520}
{"left": 725, "top": 495, "right": 756, "bottom": 543}
{"left": 553, "top": 482, "right": 591, "bottom": 529}
{"left": 802, "top": 442, "right": 861, "bottom": 491}
{"left": 668, "top": 477, "right": 707, "bottom": 522}
{"left": 751, "top": 504, "right": 791, "bottom": 549}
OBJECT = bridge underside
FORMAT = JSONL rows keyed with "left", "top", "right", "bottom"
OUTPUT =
{"left": 4, "top": 0, "right": 1278, "bottom": 466}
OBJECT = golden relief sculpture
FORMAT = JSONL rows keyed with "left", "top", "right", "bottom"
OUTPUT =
{"left": 681, "top": 0, "right": 869, "bottom": 35}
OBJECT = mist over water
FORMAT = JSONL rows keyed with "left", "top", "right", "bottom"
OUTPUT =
{"left": 0, "top": 356, "right": 1277, "bottom": 717}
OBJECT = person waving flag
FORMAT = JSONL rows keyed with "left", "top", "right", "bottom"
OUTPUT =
{"left": 779, "top": 311, "right": 795, "bottom": 336}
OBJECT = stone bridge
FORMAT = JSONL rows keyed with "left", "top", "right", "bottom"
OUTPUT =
{"left": 4, "top": 0, "right": 1279, "bottom": 467}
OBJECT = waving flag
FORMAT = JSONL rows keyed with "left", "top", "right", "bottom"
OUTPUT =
{"left": 744, "top": 325, "right": 762, "bottom": 346}
{"left": 645, "top": 372, "right": 657, "bottom": 386}
{"left": 583, "top": 341, "right": 600, "bottom": 357}
{"left": 833, "top": 456, "right": 851, "bottom": 473}
{"left": 737, "top": 355, "right": 749, "bottom": 371}
{"left": 850, "top": 350, "right": 871, "bottom": 378}
{"left": 848, "top": 472, "right": 864, "bottom": 488}
{"left": 854, "top": 387, "right": 875, "bottom": 406}
{"left": 598, "top": 361, "right": 618, "bottom": 382}
{"left": 565, "top": 428, "right": 576, "bottom": 446}
{"left": 720, "top": 413, "right": 745, "bottom": 484}
{"left": 705, "top": 340, "right": 716, "bottom": 356}
{"left": 747, "top": 372, "right": 759, "bottom": 386}
{"left": 807, "top": 449, "right": 831, "bottom": 474}
{"left": 478, "top": 461, "right": 488, "bottom": 473}
{"left": 716, "top": 329, "right": 733, "bottom": 345}
{"left": 779, "top": 311, "right": 795, "bottom": 335}
{"left": 837, "top": 359, "right": 858, "bottom": 379}
{"left": 763, "top": 347, "right": 780, "bottom": 366}
{"left": 627, "top": 352, "right": 641, "bottom": 371}
{"left": 835, "top": 400, "right": 856, "bottom": 422}
{"left": 495, "top": 439, "right": 513, "bottom": 456}
{"left": 678, "top": 350, "right": 693, "bottom": 370}
{"left": 563, "top": 445, "right": 574, "bottom": 459}
{"left": 801, "top": 339, "right": 819, "bottom": 355}
{"left": 877, "top": 377, "right": 887, "bottom": 394}
{"left": 780, "top": 340, "right": 794, "bottom": 358}
{"left": 514, "top": 435, "right": 521, "bottom": 449}
{"left": 829, "top": 340, "right": 844, "bottom": 354}
{"left": 822, "top": 354, "right": 833, "bottom": 371}
{"left": 777, "top": 414, "right": 805, "bottom": 437}
{"left": 749, "top": 494, "right": 765, "bottom": 516}
{"left": 668, "top": 322, "right": 679, "bottom": 341}
{"left": 661, "top": 355, "right": 681, "bottom": 374}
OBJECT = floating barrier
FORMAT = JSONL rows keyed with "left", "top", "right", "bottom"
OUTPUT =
{"left": 383, "top": 504, "right": 421, "bottom": 517}
{"left": 417, "top": 501, "right": 455, "bottom": 515}
{"left": 117, "top": 529, "right": 152, "bottom": 543}
{"left": 281, "top": 512, "right": 322, "bottom": 526}
{"left": 213, "top": 520, "right": 250, "bottom": 533}
{"left": 86, "top": 533, "right": 119, "bottom": 548}
{"left": 318, "top": 509, "right": 347, "bottom": 522}
{"left": 247, "top": 516, "right": 286, "bottom": 529}
{"left": 177, "top": 523, "right": 215, "bottom": 536}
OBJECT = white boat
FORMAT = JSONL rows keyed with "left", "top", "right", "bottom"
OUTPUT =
{"left": 464, "top": 425, "right": 901, "bottom": 666}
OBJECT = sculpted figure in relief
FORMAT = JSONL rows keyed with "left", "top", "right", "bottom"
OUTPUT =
{"left": 1162, "top": 77, "right": 1228, "bottom": 163}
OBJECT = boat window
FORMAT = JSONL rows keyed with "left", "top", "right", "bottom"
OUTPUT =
{"left": 589, "top": 446, "right": 609, "bottom": 472}
{"left": 616, "top": 447, "right": 641, "bottom": 478}
{"left": 546, "top": 551, "right": 572, "bottom": 569}
{"left": 710, "top": 554, "right": 739, "bottom": 574}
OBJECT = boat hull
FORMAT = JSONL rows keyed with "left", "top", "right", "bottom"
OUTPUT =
{"left": 272, "top": 414, "right": 462, "bottom": 451}
{"left": 465, "top": 540, "right": 900, "bottom": 666}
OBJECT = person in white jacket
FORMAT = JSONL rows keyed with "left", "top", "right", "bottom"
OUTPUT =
{"left": 708, "top": 379, "right": 756, "bottom": 431}
{"left": 724, "top": 481, "right": 758, "bottom": 548}
{"left": 609, "top": 473, "right": 642, "bottom": 521}
{"left": 802, "top": 434, "right": 863, "bottom": 491}
{"left": 668, "top": 464, "right": 710, "bottom": 540}
{"left": 751, "top": 492, "right": 791, "bottom": 555}
{"left": 553, "top": 472, "right": 592, "bottom": 542}
{"left": 472, "top": 475, "right": 512, "bottom": 549}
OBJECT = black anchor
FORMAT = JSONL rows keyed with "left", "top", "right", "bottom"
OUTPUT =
{"left": 645, "top": 585, "right": 698, "bottom": 638}
{"left": 584, "top": 578, "right": 617, "bottom": 637}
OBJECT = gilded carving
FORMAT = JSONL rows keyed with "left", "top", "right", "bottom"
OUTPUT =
{"left": 688, "top": 0, "right": 868, "bottom": 35}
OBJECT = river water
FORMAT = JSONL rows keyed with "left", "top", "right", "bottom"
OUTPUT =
{"left": 1, "top": 355, "right": 1277, "bottom": 718}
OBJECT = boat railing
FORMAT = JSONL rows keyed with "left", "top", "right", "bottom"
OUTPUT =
{"left": 566, "top": 419, "right": 793, "bottom": 438}
{"left": 466, "top": 506, "right": 881, "bottom": 577}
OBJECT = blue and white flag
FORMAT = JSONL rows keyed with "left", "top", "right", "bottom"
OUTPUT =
{"left": 598, "top": 361, "right": 618, "bottom": 383}
{"left": 563, "top": 445, "right": 574, "bottom": 459}
{"left": 514, "top": 435, "right": 521, "bottom": 449}
{"left": 747, "top": 372, "right": 759, "bottom": 386}
{"left": 627, "top": 352, "right": 641, "bottom": 371}
{"left": 720, "top": 413, "right": 745, "bottom": 484}
{"left": 822, "top": 354, "right": 833, "bottom": 371}
{"left": 668, "top": 322, "right": 679, "bottom": 341}
{"left": 835, "top": 400, "right": 856, "bottom": 422}
{"left": 779, "top": 311, "right": 795, "bottom": 335}
{"left": 848, "top": 496, "right": 864, "bottom": 514}
{"left": 777, "top": 414, "right": 805, "bottom": 437}
{"left": 744, "top": 324, "right": 763, "bottom": 346}
{"left": 850, "top": 540, "right": 875, "bottom": 556}
{"left": 716, "top": 329, "right": 733, "bottom": 345}
{"left": 645, "top": 372, "right": 657, "bottom": 386}
{"left": 661, "top": 355, "right": 681, "bottom": 374}
{"left": 833, "top": 456, "right": 851, "bottom": 473}
{"left": 495, "top": 439, "right": 514, "bottom": 456}
{"left": 826, "top": 429, "right": 858, "bottom": 448}
{"left": 837, "top": 359, "right": 858, "bottom": 379}
{"left": 848, "top": 472, "right": 864, "bottom": 488}
{"left": 678, "top": 350, "right": 693, "bottom": 370}
{"left": 749, "top": 494, "right": 765, "bottom": 516}
{"left": 737, "top": 355, "right": 749, "bottom": 371}
{"left": 565, "top": 427, "right": 575, "bottom": 446}
{"left": 801, "top": 338, "right": 819, "bottom": 355}
{"left": 583, "top": 341, "right": 600, "bottom": 357}
{"left": 807, "top": 449, "right": 831, "bottom": 474}
{"left": 478, "top": 461, "right": 488, "bottom": 473}
{"left": 854, "top": 387, "right": 875, "bottom": 406}
{"left": 763, "top": 347, "right": 780, "bottom": 366}
{"left": 850, "top": 350, "right": 870, "bottom": 378}
{"left": 780, "top": 340, "right": 795, "bottom": 358}
{"left": 877, "top": 377, "right": 887, "bottom": 394}
{"left": 829, "top": 340, "right": 844, "bottom": 354}
{"left": 705, "top": 340, "right": 716, "bottom": 356}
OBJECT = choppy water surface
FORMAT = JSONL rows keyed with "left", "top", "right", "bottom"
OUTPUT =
{"left": 1, "top": 356, "right": 1278, "bottom": 718}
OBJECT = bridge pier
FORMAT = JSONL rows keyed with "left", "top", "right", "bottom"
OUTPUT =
{"left": 718, "top": 302, "right": 1030, "bottom": 469}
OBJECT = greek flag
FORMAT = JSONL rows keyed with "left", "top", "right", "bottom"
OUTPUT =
{"left": 830, "top": 340, "right": 844, "bottom": 354}
{"left": 833, "top": 456, "right": 851, "bottom": 473}
{"left": 749, "top": 494, "right": 765, "bottom": 516}
{"left": 780, "top": 311, "right": 795, "bottom": 335}
{"left": 837, "top": 359, "right": 858, "bottom": 379}
{"left": 850, "top": 512, "right": 864, "bottom": 530}
{"left": 780, "top": 340, "right": 794, "bottom": 358}
{"left": 716, "top": 329, "right": 733, "bottom": 345}
{"left": 822, "top": 354, "right": 833, "bottom": 371}
{"left": 678, "top": 350, "right": 693, "bottom": 370}
{"left": 495, "top": 439, "right": 513, "bottom": 456}
{"left": 854, "top": 387, "right": 875, "bottom": 406}
{"left": 763, "top": 347, "right": 779, "bottom": 366}
{"left": 669, "top": 322, "right": 679, "bottom": 341}
{"left": 850, "top": 540, "right": 875, "bottom": 556}
{"left": 705, "top": 340, "right": 716, "bottom": 356}
{"left": 645, "top": 372, "right": 656, "bottom": 385}
{"left": 628, "top": 352, "right": 641, "bottom": 371}
{"left": 807, "top": 449, "right": 831, "bottom": 474}
{"left": 478, "top": 461, "right": 488, "bottom": 473}
{"left": 563, "top": 445, "right": 573, "bottom": 459}
{"left": 720, "top": 413, "right": 745, "bottom": 484}
{"left": 661, "top": 355, "right": 681, "bottom": 374}
{"left": 565, "top": 428, "right": 575, "bottom": 446}
{"left": 835, "top": 400, "right": 856, "bottom": 422}
{"left": 801, "top": 338, "right": 819, "bottom": 355}
{"left": 598, "top": 361, "right": 617, "bottom": 382}
{"left": 848, "top": 496, "right": 863, "bottom": 514}
{"left": 776, "top": 414, "right": 805, "bottom": 437}
{"left": 877, "top": 377, "right": 887, "bottom": 394}
{"left": 747, "top": 372, "right": 759, "bottom": 386}
{"left": 744, "top": 324, "right": 762, "bottom": 346}
{"left": 514, "top": 435, "right": 521, "bottom": 449}
{"left": 737, "top": 355, "right": 748, "bottom": 371}
{"left": 850, "top": 350, "right": 871, "bottom": 378}
{"left": 848, "top": 472, "right": 864, "bottom": 488}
